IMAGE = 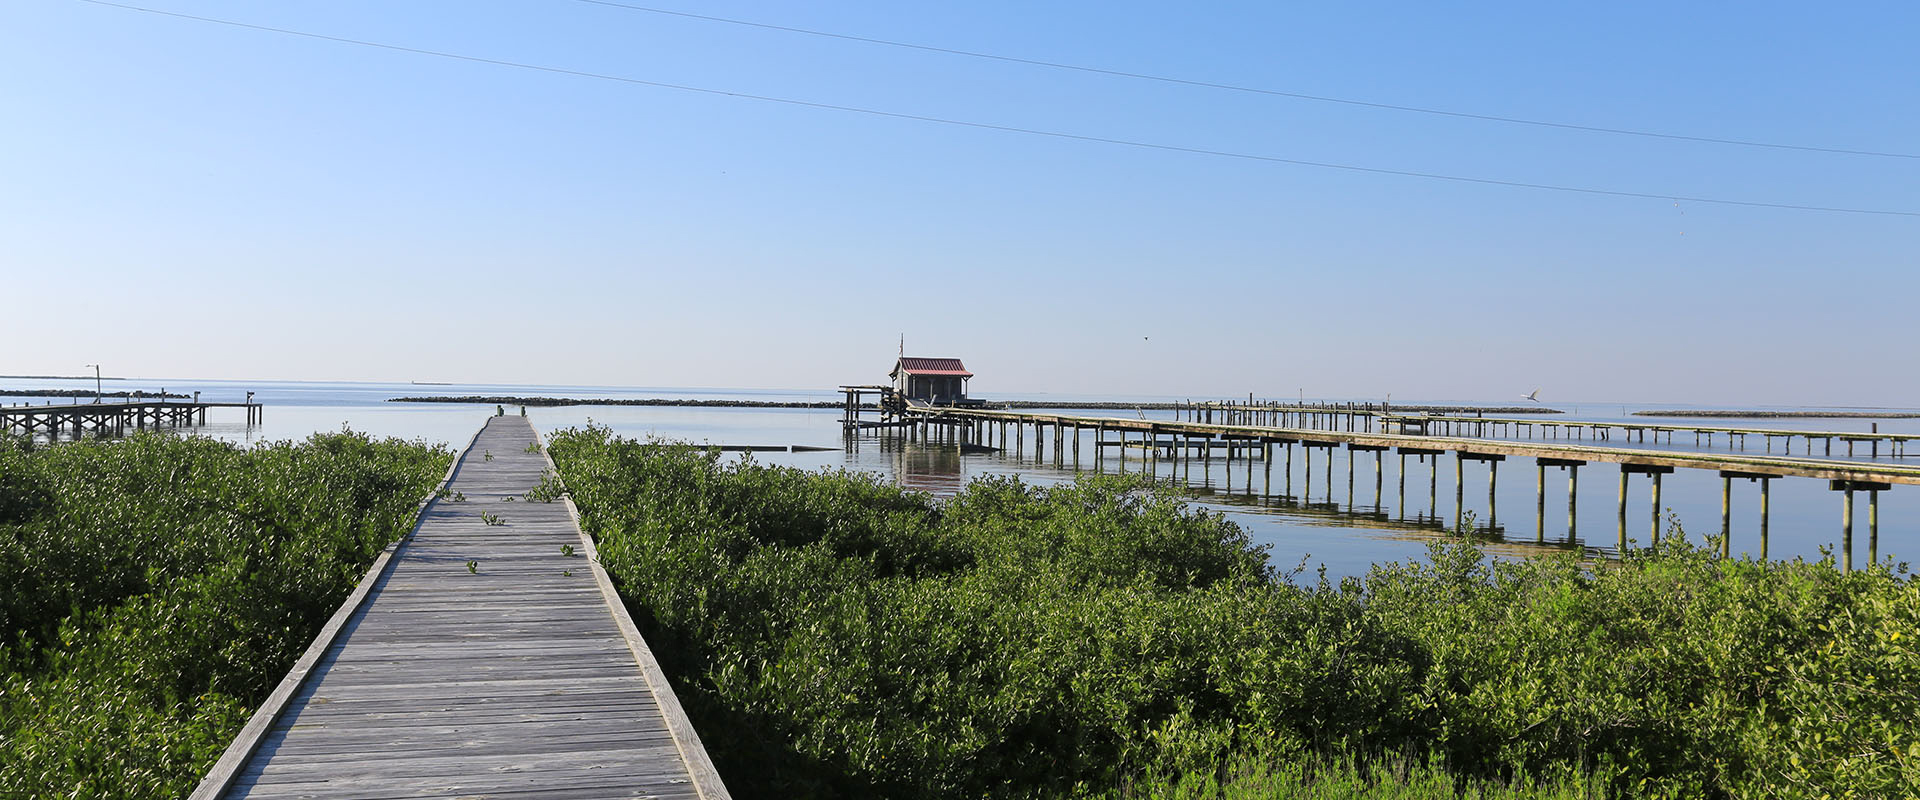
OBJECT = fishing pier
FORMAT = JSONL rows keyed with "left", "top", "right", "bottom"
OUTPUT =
{"left": 1167, "top": 401, "right": 1916, "bottom": 459}
{"left": 852, "top": 401, "right": 1914, "bottom": 571}
{"left": 1, "top": 396, "right": 263, "bottom": 437}
{"left": 190, "top": 416, "right": 730, "bottom": 799}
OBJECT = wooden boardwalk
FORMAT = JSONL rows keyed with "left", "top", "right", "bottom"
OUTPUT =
{"left": 915, "top": 407, "right": 1920, "bottom": 486}
{"left": 193, "top": 416, "right": 729, "bottom": 800}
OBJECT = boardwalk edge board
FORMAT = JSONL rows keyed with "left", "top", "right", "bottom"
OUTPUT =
{"left": 187, "top": 418, "right": 490, "bottom": 800}
{"left": 533, "top": 423, "right": 736, "bottom": 800}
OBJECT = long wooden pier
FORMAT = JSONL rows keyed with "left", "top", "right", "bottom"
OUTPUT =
{"left": 1373, "top": 412, "right": 1916, "bottom": 459}
{"left": 191, "top": 416, "right": 730, "bottom": 799}
{"left": 1147, "top": 401, "right": 1916, "bottom": 460}
{"left": 884, "top": 405, "right": 1915, "bottom": 570}
{"left": 0, "top": 398, "right": 262, "bottom": 436}
{"left": 1119, "top": 400, "right": 1918, "bottom": 460}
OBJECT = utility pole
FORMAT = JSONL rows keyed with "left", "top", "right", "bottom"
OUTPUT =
{"left": 86, "top": 364, "right": 101, "bottom": 403}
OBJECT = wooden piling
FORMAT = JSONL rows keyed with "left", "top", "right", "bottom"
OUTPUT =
{"left": 1843, "top": 489, "right": 1854, "bottom": 573}
{"left": 1651, "top": 471, "right": 1663, "bottom": 544}
{"left": 1721, "top": 476, "right": 1732, "bottom": 557}
{"left": 1454, "top": 454, "right": 1464, "bottom": 530}
{"left": 1617, "top": 470, "right": 1628, "bottom": 550}
{"left": 1760, "top": 478, "right": 1771, "bottom": 559}
{"left": 1535, "top": 462, "right": 1545, "bottom": 541}
{"left": 1488, "top": 459, "right": 1499, "bottom": 524}
{"left": 1870, "top": 490, "right": 1879, "bottom": 565}
{"left": 1373, "top": 450, "right": 1383, "bottom": 506}
{"left": 1567, "top": 464, "right": 1579, "bottom": 537}
{"left": 1304, "top": 444, "right": 1314, "bottom": 498}
{"left": 1397, "top": 452, "right": 1407, "bottom": 512}
{"left": 1263, "top": 440, "right": 1272, "bottom": 496}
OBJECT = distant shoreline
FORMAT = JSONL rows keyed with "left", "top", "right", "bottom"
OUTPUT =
{"left": 1635, "top": 409, "right": 1920, "bottom": 419}
{"left": 387, "top": 395, "right": 1561, "bottom": 415}
{"left": 1, "top": 389, "right": 188, "bottom": 399}
{"left": 0, "top": 375, "right": 127, "bottom": 381}
{"left": 391, "top": 396, "right": 845, "bottom": 409}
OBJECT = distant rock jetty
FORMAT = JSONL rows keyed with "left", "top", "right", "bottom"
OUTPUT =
{"left": 1, "top": 389, "right": 187, "bottom": 399}
{"left": 388, "top": 396, "right": 1559, "bottom": 415}
{"left": 390, "top": 396, "right": 845, "bottom": 409}
{"left": 1634, "top": 409, "right": 1920, "bottom": 419}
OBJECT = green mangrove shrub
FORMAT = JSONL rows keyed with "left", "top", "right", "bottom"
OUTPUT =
{"left": 545, "top": 426, "right": 1918, "bottom": 800}
{"left": 0, "top": 430, "right": 450, "bottom": 798}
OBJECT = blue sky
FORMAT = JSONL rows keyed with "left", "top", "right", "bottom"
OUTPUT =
{"left": 4, "top": 1, "right": 1915, "bottom": 404}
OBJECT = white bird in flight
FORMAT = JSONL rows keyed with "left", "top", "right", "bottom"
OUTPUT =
{"left": 1522, "top": 389, "right": 1542, "bottom": 402}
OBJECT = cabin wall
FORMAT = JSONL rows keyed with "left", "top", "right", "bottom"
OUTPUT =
{"left": 892, "top": 370, "right": 970, "bottom": 403}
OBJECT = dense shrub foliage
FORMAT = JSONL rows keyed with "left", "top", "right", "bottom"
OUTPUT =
{"left": 0, "top": 431, "right": 450, "bottom": 799}
{"left": 548, "top": 427, "right": 1919, "bottom": 800}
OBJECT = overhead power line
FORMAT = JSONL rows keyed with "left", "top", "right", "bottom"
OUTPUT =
{"left": 71, "top": 0, "right": 1920, "bottom": 218}
{"left": 571, "top": 0, "right": 1920, "bottom": 161}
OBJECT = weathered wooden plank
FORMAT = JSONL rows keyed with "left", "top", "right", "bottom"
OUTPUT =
{"left": 250, "top": 730, "right": 674, "bottom": 765}
{"left": 231, "top": 769, "right": 701, "bottom": 800}
{"left": 291, "top": 674, "right": 653, "bottom": 703}
{"left": 277, "top": 691, "right": 660, "bottom": 720}
{"left": 242, "top": 742, "right": 687, "bottom": 782}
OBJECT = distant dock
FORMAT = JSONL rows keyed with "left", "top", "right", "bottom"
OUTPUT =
{"left": 0, "top": 398, "right": 262, "bottom": 437}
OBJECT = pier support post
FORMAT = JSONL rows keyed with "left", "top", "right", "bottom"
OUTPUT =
{"left": 1429, "top": 455, "right": 1437, "bottom": 514}
{"left": 1488, "top": 459, "right": 1499, "bottom": 525}
{"left": 1536, "top": 462, "right": 1545, "bottom": 541}
{"left": 1617, "top": 470, "right": 1629, "bottom": 550}
{"left": 1568, "top": 464, "right": 1580, "bottom": 537}
{"left": 1304, "top": 444, "right": 1313, "bottom": 498}
{"left": 1760, "top": 478, "right": 1771, "bottom": 559}
{"left": 1828, "top": 480, "right": 1889, "bottom": 572}
{"left": 1721, "top": 476, "right": 1732, "bottom": 557}
{"left": 1324, "top": 444, "right": 1332, "bottom": 500}
{"left": 1618, "top": 464, "right": 1674, "bottom": 547}
{"left": 1651, "top": 472, "right": 1664, "bottom": 544}
{"left": 1285, "top": 442, "right": 1293, "bottom": 496}
{"left": 1870, "top": 490, "right": 1880, "bottom": 565}
{"left": 1374, "top": 450, "right": 1383, "bottom": 507}
{"left": 1397, "top": 452, "right": 1407, "bottom": 513}
{"left": 1263, "top": 441, "right": 1272, "bottom": 496}
{"left": 1346, "top": 449, "right": 1354, "bottom": 506}
{"left": 1454, "top": 454, "right": 1464, "bottom": 531}
{"left": 1843, "top": 489, "right": 1854, "bottom": 573}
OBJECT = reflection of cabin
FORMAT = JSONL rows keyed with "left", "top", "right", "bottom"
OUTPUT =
{"left": 890, "top": 357, "right": 974, "bottom": 406}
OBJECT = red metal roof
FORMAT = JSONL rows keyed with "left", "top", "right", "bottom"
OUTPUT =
{"left": 892, "top": 357, "right": 972, "bottom": 377}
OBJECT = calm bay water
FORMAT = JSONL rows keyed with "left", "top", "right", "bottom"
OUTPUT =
{"left": 6, "top": 376, "right": 1917, "bottom": 579}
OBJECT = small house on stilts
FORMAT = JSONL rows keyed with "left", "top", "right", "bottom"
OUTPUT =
{"left": 891, "top": 357, "right": 977, "bottom": 407}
